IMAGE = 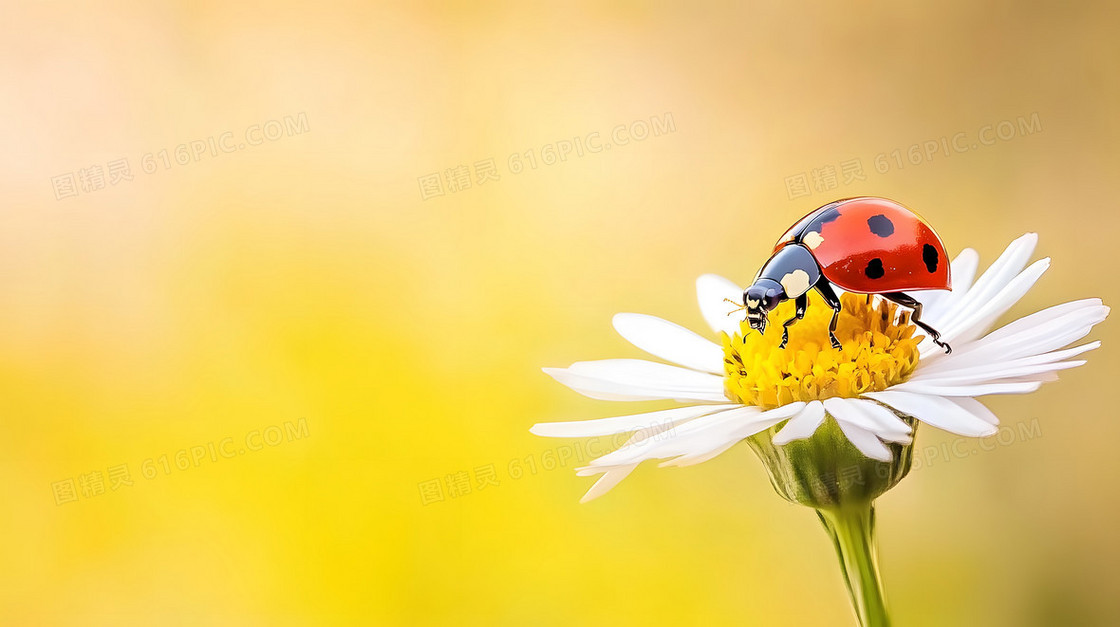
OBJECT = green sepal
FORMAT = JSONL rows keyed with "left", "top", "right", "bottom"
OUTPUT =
{"left": 746, "top": 412, "right": 916, "bottom": 509}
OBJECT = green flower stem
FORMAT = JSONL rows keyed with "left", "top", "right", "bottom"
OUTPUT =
{"left": 817, "top": 503, "right": 890, "bottom": 627}
{"left": 747, "top": 415, "right": 912, "bottom": 626}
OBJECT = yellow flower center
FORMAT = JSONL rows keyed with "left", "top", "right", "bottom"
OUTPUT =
{"left": 722, "top": 292, "right": 921, "bottom": 409}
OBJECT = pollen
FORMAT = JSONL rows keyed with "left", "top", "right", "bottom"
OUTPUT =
{"left": 722, "top": 292, "right": 921, "bottom": 409}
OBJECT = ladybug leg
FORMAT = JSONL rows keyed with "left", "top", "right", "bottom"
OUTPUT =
{"left": 881, "top": 292, "right": 952, "bottom": 354}
{"left": 813, "top": 279, "right": 843, "bottom": 350}
{"left": 779, "top": 294, "right": 808, "bottom": 349}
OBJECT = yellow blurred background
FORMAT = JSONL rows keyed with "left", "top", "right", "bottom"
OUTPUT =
{"left": 2, "top": 2, "right": 1118, "bottom": 625}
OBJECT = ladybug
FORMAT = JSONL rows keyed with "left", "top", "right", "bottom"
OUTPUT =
{"left": 743, "top": 196, "right": 952, "bottom": 353}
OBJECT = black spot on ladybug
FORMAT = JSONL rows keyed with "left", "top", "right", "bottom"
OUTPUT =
{"left": 922, "top": 244, "right": 939, "bottom": 273}
{"left": 864, "top": 258, "right": 885, "bottom": 279}
{"left": 866, "top": 214, "right": 894, "bottom": 237}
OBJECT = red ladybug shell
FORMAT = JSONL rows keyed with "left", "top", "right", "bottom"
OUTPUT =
{"left": 774, "top": 197, "right": 951, "bottom": 294}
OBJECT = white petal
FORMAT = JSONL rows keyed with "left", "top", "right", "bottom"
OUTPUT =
{"left": 542, "top": 368, "right": 663, "bottom": 401}
{"left": 933, "top": 233, "right": 1037, "bottom": 329}
{"left": 612, "top": 313, "right": 725, "bottom": 374}
{"left": 889, "top": 380, "right": 1042, "bottom": 396}
{"left": 824, "top": 398, "right": 879, "bottom": 432}
{"left": 983, "top": 308, "right": 1109, "bottom": 362}
{"left": 939, "top": 303, "right": 1108, "bottom": 368}
{"left": 697, "top": 274, "right": 744, "bottom": 336}
{"left": 921, "top": 257, "right": 1050, "bottom": 354}
{"left": 576, "top": 418, "right": 688, "bottom": 501}
{"left": 660, "top": 440, "right": 739, "bottom": 468}
{"left": 568, "top": 359, "right": 725, "bottom": 393}
{"left": 591, "top": 403, "right": 804, "bottom": 467}
{"left": 835, "top": 420, "right": 892, "bottom": 462}
{"left": 772, "top": 401, "right": 826, "bottom": 444}
{"left": 576, "top": 428, "right": 653, "bottom": 501}
{"left": 587, "top": 406, "right": 759, "bottom": 467}
{"left": 1016, "top": 371, "right": 1060, "bottom": 383}
{"left": 825, "top": 398, "right": 910, "bottom": 444}
{"left": 914, "top": 339, "right": 1101, "bottom": 378}
{"left": 975, "top": 299, "right": 1104, "bottom": 347}
{"left": 846, "top": 398, "right": 914, "bottom": 440}
{"left": 949, "top": 397, "right": 1000, "bottom": 426}
{"left": 922, "top": 248, "right": 980, "bottom": 325}
{"left": 680, "top": 404, "right": 804, "bottom": 453}
{"left": 919, "top": 234, "right": 1038, "bottom": 358}
{"left": 579, "top": 465, "right": 637, "bottom": 503}
{"left": 864, "top": 390, "right": 999, "bottom": 437}
{"left": 531, "top": 404, "right": 734, "bottom": 438}
{"left": 544, "top": 359, "right": 728, "bottom": 402}
{"left": 912, "top": 286, "right": 946, "bottom": 313}
{"left": 907, "top": 356, "right": 1089, "bottom": 387}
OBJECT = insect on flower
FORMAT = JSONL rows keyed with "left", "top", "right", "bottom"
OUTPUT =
{"left": 533, "top": 210, "right": 1108, "bottom": 626}
{"left": 743, "top": 196, "right": 953, "bottom": 352}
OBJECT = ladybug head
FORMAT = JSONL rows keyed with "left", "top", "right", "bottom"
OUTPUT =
{"left": 743, "top": 279, "right": 785, "bottom": 334}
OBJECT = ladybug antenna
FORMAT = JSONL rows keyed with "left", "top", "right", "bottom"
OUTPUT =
{"left": 723, "top": 297, "right": 747, "bottom": 316}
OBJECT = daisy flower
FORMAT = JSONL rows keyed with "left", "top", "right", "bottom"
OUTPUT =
{"left": 534, "top": 231, "right": 1106, "bottom": 626}
{"left": 532, "top": 233, "right": 1108, "bottom": 502}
